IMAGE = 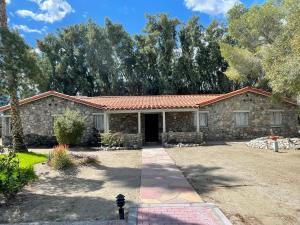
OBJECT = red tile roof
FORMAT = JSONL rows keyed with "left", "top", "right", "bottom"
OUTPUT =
{"left": 76, "top": 94, "right": 223, "bottom": 110}
{"left": 0, "top": 87, "right": 297, "bottom": 112}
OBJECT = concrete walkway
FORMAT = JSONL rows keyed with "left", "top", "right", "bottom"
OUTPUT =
{"left": 140, "top": 147, "right": 202, "bottom": 204}
{"left": 129, "top": 147, "right": 232, "bottom": 225}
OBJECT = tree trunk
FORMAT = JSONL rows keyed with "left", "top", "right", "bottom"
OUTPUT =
{"left": 10, "top": 85, "right": 28, "bottom": 152}
{"left": 0, "top": 0, "right": 7, "bottom": 27}
{"left": 1, "top": 0, "right": 28, "bottom": 152}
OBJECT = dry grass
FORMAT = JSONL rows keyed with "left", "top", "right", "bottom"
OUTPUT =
{"left": 0, "top": 149, "right": 141, "bottom": 224}
{"left": 167, "top": 142, "right": 300, "bottom": 225}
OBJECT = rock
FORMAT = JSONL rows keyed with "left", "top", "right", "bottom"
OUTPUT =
{"left": 246, "top": 137, "right": 300, "bottom": 150}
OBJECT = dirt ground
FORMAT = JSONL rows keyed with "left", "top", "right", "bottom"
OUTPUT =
{"left": 167, "top": 142, "right": 300, "bottom": 225}
{"left": 0, "top": 149, "right": 141, "bottom": 224}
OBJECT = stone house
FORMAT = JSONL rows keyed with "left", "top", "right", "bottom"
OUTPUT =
{"left": 0, "top": 87, "right": 299, "bottom": 147}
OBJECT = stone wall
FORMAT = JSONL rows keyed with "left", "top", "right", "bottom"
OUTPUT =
{"left": 109, "top": 113, "right": 138, "bottom": 133}
{"left": 166, "top": 112, "right": 195, "bottom": 132}
{"left": 199, "top": 93, "right": 299, "bottom": 140}
{"left": 162, "top": 132, "right": 203, "bottom": 144}
{"left": 123, "top": 133, "right": 143, "bottom": 148}
{"left": 2, "top": 96, "right": 102, "bottom": 146}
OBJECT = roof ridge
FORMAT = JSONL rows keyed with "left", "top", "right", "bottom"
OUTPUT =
{"left": 0, "top": 87, "right": 297, "bottom": 112}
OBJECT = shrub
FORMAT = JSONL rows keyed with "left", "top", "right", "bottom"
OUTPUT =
{"left": 100, "top": 132, "right": 124, "bottom": 147}
{"left": 0, "top": 152, "right": 29, "bottom": 202}
{"left": 53, "top": 109, "right": 85, "bottom": 145}
{"left": 48, "top": 145, "right": 74, "bottom": 170}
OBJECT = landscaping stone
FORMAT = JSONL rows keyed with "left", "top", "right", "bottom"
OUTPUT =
{"left": 246, "top": 137, "right": 300, "bottom": 150}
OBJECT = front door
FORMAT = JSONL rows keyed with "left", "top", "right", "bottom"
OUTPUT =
{"left": 145, "top": 114, "right": 159, "bottom": 142}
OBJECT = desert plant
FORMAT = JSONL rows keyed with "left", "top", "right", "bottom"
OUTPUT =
{"left": 0, "top": 152, "right": 29, "bottom": 202}
{"left": 53, "top": 109, "right": 85, "bottom": 145}
{"left": 48, "top": 145, "right": 74, "bottom": 170}
{"left": 100, "top": 132, "right": 124, "bottom": 147}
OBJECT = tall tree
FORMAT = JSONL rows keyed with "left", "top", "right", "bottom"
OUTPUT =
{"left": 222, "top": 0, "right": 300, "bottom": 96}
{"left": 144, "top": 14, "right": 180, "bottom": 94}
{"left": 221, "top": 1, "right": 283, "bottom": 90}
{"left": 262, "top": 0, "right": 300, "bottom": 96}
{"left": 0, "top": 0, "right": 40, "bottom": 152}
{"left": 0, "top": 0, "right": 7, "bottom": 27}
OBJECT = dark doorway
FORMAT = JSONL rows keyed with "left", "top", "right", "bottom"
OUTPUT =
{"left": 145, "top": 114, "right": 159, "bottom": 143}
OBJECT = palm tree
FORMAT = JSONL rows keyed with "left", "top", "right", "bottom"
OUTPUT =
{"left": 0, "top": 0, "right": 7, "bottom": 27}
{"left": 0, "top": 0, "right": 28, "bottom": 152}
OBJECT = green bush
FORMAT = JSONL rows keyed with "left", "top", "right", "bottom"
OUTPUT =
{"left": 54, "top": 109, "right": 85, "bottom": 145}
{"left": 100, "top": 132, "right": 124, "bottom": 147}
{"left": 0, "top": 152, "right": 29, "bottom": 202}
{"left": 48, "top": 145, "right": 74, "bottom": 170}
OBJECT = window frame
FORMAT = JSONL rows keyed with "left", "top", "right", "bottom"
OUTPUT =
{"left": 233, "top": 110, "right": 250, "bottom": 127}
{"left": 2, "top": 115, "right": 12, "bottom": 135}
{"left": 93, "top": 113, "right": 105, "bottom": 132}
{"left": 269, "top": 110, "right": 283, "bottom": 127}
{"left": 198, "top": 111, "right": 209, "bottom": 128}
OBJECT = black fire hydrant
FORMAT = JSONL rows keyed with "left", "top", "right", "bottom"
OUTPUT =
{"left": 116, "top": 194, "right": 125, "bottom": 220}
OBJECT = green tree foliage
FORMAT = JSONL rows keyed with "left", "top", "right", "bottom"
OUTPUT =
{"left": 37, "top": 15, "right": 233, "bottom": 96}
{"left": 262, "top": 0, "right": 300, "bottom": 95}
{"left": 53, "top": 109, "right": 85, "bottom": 145}
{"left": 223, "top": 0, "right": 300, "bottom": 96}
{"left": 0, "top": 28, "right": 41, "bottom": 152}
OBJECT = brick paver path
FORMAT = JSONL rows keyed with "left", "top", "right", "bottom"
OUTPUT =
{"left": 131, "top": 147, "right": 232, "bottom": 225}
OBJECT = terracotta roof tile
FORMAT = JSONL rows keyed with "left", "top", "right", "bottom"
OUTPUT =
{"left": 0, "top": 87, "right": 297, "bottom": 112}
{"left": 76, "top": 94, "right": 223, "bottom": 110}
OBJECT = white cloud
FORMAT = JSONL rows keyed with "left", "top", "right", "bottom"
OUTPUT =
{"left": 13, "top": 24, "right": 43, "bottom": 34}
{"left": 184, "top": 0, "right": 239, "bottom": 15}
{"left": 16, "top": 0, "right": 74, "bottom": 23}
{"left": 6, "top": 0, "right": 11, "bottom": 4}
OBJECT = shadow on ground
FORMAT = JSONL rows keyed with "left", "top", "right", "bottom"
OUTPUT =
{"left": 0, "top": 193, "right": 132, "bottom": 224}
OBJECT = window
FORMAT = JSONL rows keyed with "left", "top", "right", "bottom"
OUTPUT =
{"left": 4, "top": 116, "right": 11, "bottom": 135}
{"left": 234, "top": 112, "right": 249, "bottom": 127}
{"left": 199, "top": 112, "right": 208, "bottom": 127}
{"left": 270, "top": 111, "right": 282, "bottom": 126}
{"left": 94, "top": 114, "right": 104, "bottom": 131}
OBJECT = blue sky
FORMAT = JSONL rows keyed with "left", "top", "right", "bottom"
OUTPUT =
{"left": 7, "top": 0, "right": 265, "bottom": 46}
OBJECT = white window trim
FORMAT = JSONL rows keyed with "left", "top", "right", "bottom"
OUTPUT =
{"left": 234, "top": 111, "right": 250, "bottom": 127}
{"left": 93, "top": 113, "right": 105, "bottom": 132}
{"left": 233, "top": 110, "right": 250, "bottom": 113}
{"left": 2, "top": 115, "right": 12, "bottom": 135}
{"left": 270, "top": 110, "right": 283, "bottom": 127}
{"left": 268, "top": 110, "right": 284, "bottom": 112}
{"left": 198, "top": 111, "right": 209, "bottom": 128}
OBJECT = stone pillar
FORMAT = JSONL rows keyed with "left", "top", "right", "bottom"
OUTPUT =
{"left": 162, "top": 111, "right": 166, "bottom": 133}
{"left": 196, "top": 111, "right": 200, "bottom": 132}
{"left": 138, "top": 112, "right": 141, "bottom": 134}
{"left": 104, "top": 113, "right": 109, "bottom": 133}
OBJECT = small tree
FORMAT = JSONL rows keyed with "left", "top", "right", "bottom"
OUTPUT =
{"left": 53, "top": 109, "right": 85, "bottom": 145}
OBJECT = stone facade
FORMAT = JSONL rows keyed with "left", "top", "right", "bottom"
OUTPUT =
{"left": 162, "top": 132, "right": 203, "bottom": 144}
{"left": 199, "top": 92, "right": 299, "bottom": 140}
{"left": 123, "top": 133, "right": 143, "bottom": 148}
{"left": 1, "top": 92, "right": 299, "bottom": 147}
{"left": 165, "top": 112, "right": 195, "bottom": 132}
{"left": 2, "top": 96, "right": 102, "bottom": 146}
{"left": 109, "top": 113, "right": 138, "bottom": 133}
